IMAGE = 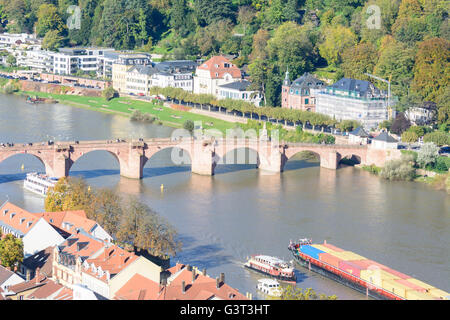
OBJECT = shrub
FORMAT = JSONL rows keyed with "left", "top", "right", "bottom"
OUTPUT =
{"left": 435, "top": 156, "right": 450, "bottom": 172}
{"left": 103, "top": 86, "right": 118, "bottom": 101}
{"left": 401, "top": 131, "right": 419, "bottom": 143}
{"left": 183, "top": 120, "right": 194, "bottom": 133}
{"left": 417, "top": 142, "right": 440, "bottom": 168}
{"left": 380, "top": 159, "right": 416, "bottom": 181}
{"left": 423, "top": 131, "right": 450, "bottom": 146}
{"left": 130, "top": 110, "right": 155, "bottom": 123}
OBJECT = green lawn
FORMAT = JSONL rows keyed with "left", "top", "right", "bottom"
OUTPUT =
{"left": 20, "top": 91, "right": 239, "bottom": 133}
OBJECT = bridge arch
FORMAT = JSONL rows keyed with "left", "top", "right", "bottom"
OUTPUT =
{"left": 67, "top": 149, "right": 123, "bottom": 178}
{"left": 282, "top": 149, "right": 322, "bottom": 171}
{"left": 0, "top": 151, "right": 55, "bottom": 176}
{"left": 143, "top": 145, "right": 193, "bottom": 168}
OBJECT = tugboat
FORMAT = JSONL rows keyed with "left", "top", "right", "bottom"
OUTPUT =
{"left": 244, "top": 255, "right": 296, "bottom": 282}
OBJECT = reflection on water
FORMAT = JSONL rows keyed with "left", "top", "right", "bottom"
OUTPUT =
{"left": 0, "top": 94, "right": 449, "bottom": 300}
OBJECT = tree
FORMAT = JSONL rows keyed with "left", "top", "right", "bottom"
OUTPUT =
{"left": 283, "top": 0, "right": 300, "bottom": 22}
{"left": 374, "top": 40, "right": 416, "bottom": 97}
{"left": 194, "top": 0, "right": 235, "bottom": 26}
{"left": 341, "top": 42, "right": 378, "bottom": 80}
{"left": 183, "top": 119, "right": 194, "bottom": 133}
{"left": 401, "top": 130, "right": 419, "bottom": 143}
{"left": 44, "top": 177, "right": 93, "bottom": 212}
{"left": 423, "top": 131, "right": 450, "bottom": 146}
{"left": 35, "top": 4, "right": 66, "bottom": 37}
{"left": 417, "top": 142, "right": 440, "bottom": 168}
{"left": 412, "top": 38, "right": 450, "bottom": 103}
{"left": 281, "top": 285, "right": 337, "bottom": 300}
{"left": 116, "top": 196, "right": 181, "bottom": 258}
{"left": 319, "top": 25, "right": 357, "bottom": 67}
{"left": 0, "top": 234, "right": 23, "bottom": 269}
{"left": 267, "top": 22, "right": 319, "bottom": 80}
{"left": 103, "top": 86, "right": 118, "bottom": 101}
{"left": 390, "top": 112, "right": 411, "bottom": 135}
{"left": 42, "top": 29, "right": 65, "bottom": 51}
{"left": 6, "top": 54, "right": 16, "bottom": 67}
{"left": 249, "top": 29, "right": 270, "bottom": 61}
{"left": 238, "top": 6, "right": 255, "bottom": 34}
{"left": 170, "top": 0, "right": 190, "bottom": 37}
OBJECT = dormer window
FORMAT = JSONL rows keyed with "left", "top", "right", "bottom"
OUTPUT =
{"left": 214, "top": 64, "right": 219, "bottom": 68}
{"left": 224, "top": 63, "right": 230, "bottom": 68}
{"left": 3, "top": 209, "right": 8, "bottom": 215}
{"left": 215, "top": 72, "right": 219, "bottom": 77}
{"left": 10, "top": 213, "right": 16, "bottom": 219}
{"left": 19, "top": 218, "right": 26, "bottom": 224}
{"left": 27, "top": 221, "right": 33, "bottom": 228}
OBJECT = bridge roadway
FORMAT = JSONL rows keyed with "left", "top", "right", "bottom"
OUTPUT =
{"left": 0, "top": 138, "right": 400, "bottom": 179}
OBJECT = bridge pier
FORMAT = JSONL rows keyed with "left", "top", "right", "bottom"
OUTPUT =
{"left": 320, "top": 151, "right": 338, "bottom": 170}
{"left": 119, "top": 147, "right": 146, "bottom": 179}
{"left": 191, "top": 143, "right": 216, "bottom": 176}
{"left": 258, "top": 147, "right": 284, "bottom": 173}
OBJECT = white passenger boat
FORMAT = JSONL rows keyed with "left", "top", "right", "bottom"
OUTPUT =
{"left": 256, "top": 279, "right": 283, "bottom": 297}
{"left": 23, "top": 172, "right": 58, "bottom": 196}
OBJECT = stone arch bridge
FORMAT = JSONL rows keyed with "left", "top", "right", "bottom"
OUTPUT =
{"left": 0, "top": 138, "right": 401, "bottom": 179}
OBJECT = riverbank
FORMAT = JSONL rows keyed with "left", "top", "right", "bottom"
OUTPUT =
{"left": 14, "top": 91, "right": 239, "bottom": 133}
{"left": 357, "top": 163, "right": 450, "bottom": 194}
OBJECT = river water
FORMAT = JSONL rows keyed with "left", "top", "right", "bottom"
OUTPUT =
{"left": 0, "top": 94, "right": 449, "bottom": 300}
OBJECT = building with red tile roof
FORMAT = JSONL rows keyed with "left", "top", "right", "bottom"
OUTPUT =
{"left": 26, "top": 279, "right": 63, "bottom": 300}
{"left": 0, "top": 202, "right": 41, "bottom": 237}
{"left": 194, "top": 56, "right": 242, "bottom": 96}
{"left": 53, "top": 287, "right": 73, "bottom": 300}
{"left": 114, "top": 263, "right": 249, "bottom": 300}
{"left": 34, "top": 209, "right": 112, "bottom": 242}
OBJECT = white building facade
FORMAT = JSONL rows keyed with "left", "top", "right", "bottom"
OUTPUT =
{"left": 316, "top": 78, "right": 390, "bottom": 130}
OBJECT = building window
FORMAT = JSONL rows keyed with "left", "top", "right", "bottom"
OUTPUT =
{"left": 305, "top": 98, "right": 309, "bottom": 105}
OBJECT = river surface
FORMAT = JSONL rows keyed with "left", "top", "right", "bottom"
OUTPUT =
{"left": 0, "top": 94, "right": 449, "bottom": 300}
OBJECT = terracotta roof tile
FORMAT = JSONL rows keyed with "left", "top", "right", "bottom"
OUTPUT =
{"left": 34, "top": 210, "right": 96, "bottom": 235}
{"left": 197, "top": 56, "right": 241, "bottom": 79}
{"left": 114, "top": 274, "right": 161, "bottom": 300}
{"left": 53, "top": 287, "right": 73, "bottom": 300}
{"left": 26, "top": 280, "right": 63, "bottom": 300}
{"left": 0, "top": 202, "right": 41, "bottom": 235}
{"left": 83, "top": 245, "right": 137, "bottom": 282}
{"left": 22, "top": 246, "right": 54, "bottom": 278}
{"left": 114, "top": 264, "right": 248, "bottom": 300}
{"left": 8, "top": 274, "right": 47, "bottom": 294}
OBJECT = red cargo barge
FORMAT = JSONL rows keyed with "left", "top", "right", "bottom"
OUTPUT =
{"left": 288, "top": 239, "right": 404, "bottom": 300}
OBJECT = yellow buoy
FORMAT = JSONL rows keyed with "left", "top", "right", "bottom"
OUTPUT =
{"left": 160, "top": 184, "right": 164, "bottom": 192}
{"left": 21, "top": 164, "right": 24, "bottom": 171}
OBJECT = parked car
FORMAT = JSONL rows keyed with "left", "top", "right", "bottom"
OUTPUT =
{"left": 439, "top": 146, "right": 450, "bottom": 155}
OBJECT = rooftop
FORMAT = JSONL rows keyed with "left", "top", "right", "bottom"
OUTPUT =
{"left": 349, "top": 127, "right": 369, "bottom": 137}
{"left": 0, "top": 202, "right": 41, "bottom": 236}
{"left": 289, "top": 73, "right": 325, "bottom": 89}
{"left": 115, "top": 263, "right": 248, "bottom": 300}
{"left": 0, "top": 265, "right": 17, "bottom": 286}
{"left": 26, "top": 279, "right": 63, "bottom": 300}
{"left": 218, "top": 79, "right": 252, "bottom": 91}
{"left": 197, "top": 56, "right": 242, "bottom": 80}
{"left": 22, "top": 246, "right": 54, "bottom": 278}
{"left": 373, "top": 131, "right": 398, "bottom": 143}
{"left": 326, "top": 78, "right": 385, "bottom": 98}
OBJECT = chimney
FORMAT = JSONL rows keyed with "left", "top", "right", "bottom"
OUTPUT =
{"left": 216, "top": 277, "right": 220, "bottom": 289}
{"left": 202, "top": 268, "right": 207, "bottom": 276}
{"left": 186, "top": 264, "right": 191, "bottom": 271}
{"left": 181, "top": 281, "right": 186, "bottom": 294}
{"left": 35, "top": 267, "right": 40, "bottom": 284}
{"left": 191, "top": 269, "right": 196, "bottom": 284}
{"left": 220, "top": 273, "right": 225, "bottom": 284}
{"left": 26, "top": 269, "right": 31, "bottom": 282}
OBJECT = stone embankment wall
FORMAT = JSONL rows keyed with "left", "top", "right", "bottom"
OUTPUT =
{"left": 19, "top": 80, "right": 102, "bottom": 97}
